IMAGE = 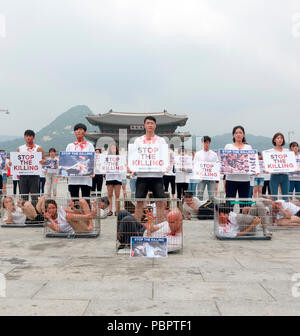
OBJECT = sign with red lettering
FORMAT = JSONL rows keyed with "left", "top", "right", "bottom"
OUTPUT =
{"left": 174, "top": 155, "right": 193, "bottom": 171}
{"left": 96, "top": 155, "right": 127, "bottom": 174}
{"left": 262, "top": 150, "right": 297, "bottom": 173}
{"left": 128, "top": 144, "right": 169, "bottom": 172}
{"left": 193, "top": 161, "right": 221, "bottom": 181}
{"left": 10, "top": 152, "right": 42, "bottom": 176}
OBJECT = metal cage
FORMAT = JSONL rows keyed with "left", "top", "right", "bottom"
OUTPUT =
{"left": 116, "top": 197, "right": 183, "bottom": 255}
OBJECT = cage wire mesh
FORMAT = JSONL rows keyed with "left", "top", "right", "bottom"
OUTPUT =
{"left": 214, "top": 197, "right": 273, "bottom": 240}
{"left": 116, "top": 197, "right": 183, "bottom": 255}
{"left": 44, "top": 196, "right": 102, "bottom": 238}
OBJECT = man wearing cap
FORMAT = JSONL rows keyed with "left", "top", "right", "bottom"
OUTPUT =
{"left": 66, "top": 123, "right": 95, "bottom": 198}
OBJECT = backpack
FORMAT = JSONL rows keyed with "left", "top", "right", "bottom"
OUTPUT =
{"left": 197, "top": 200, "right": 214, "bottom": 220}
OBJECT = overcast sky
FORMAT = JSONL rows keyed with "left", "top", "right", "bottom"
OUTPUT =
{"left": 0, "top": 0, "right": 300, "bottom": 143}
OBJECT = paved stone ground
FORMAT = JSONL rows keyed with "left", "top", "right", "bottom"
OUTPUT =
{"left": 1, "top": 180, "right": 300, "bottom": 315}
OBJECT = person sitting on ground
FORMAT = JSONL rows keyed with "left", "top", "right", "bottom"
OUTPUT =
{"left": 44, "top": 198, "right": 97, "bottom": 234}
{"left": 2, "top": 196, "right": 44, "bottom": 225}
{"left": 183, "top": 191, "right": 205, "bottom": 220}
{"left": 271, "top": 199, "right": 300, "bottom": 226}
{"left": 216, "top": 201, "right": 271, "bottom": 238}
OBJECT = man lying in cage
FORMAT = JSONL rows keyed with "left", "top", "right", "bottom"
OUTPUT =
{"left": 271, "top": 199, "right": 300, "bottom": 226}
{"left": 117, "top": 204, "right": 182, "bottom": 252}
{"left": 44, "top": 198, "right": 98, "bottom": 234}
{"left": 1, "top": 196, "right": 45, "bottom": 225}
{"left": 215, "top": 201, "right": 272, "bottom": 238}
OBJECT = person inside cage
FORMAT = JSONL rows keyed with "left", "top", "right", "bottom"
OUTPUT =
{"left": 215, "top": 201, "right": 272, "bottom": 238}
{"left": 270, "top": 199, "right": 300, "bottom": 226}
{"left": 2, "top": 196, "right": 45, "bottom": 225}
{"left": 44, "top": 198, "right": 98, "bottom": 234}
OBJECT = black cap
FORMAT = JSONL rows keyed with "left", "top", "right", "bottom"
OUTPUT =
{"left": 74, "top": 123, "right": 87, "bottom": 132}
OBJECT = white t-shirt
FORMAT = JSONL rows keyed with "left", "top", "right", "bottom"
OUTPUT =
{"left": 65, "top": 141, "right": 95, "bottom": 186}
{"left": 2, "top": 206, "right": 26, "bottom": 224}
{"left": 143, "top": 221, "right": 182, "bottom": 252}
{"left": 224, "top": 144, "right": 253, "bottom": 182}
{"left": 134, "top": 135, "right": 167, "bottom": 178}
{"left": 194, "top": 149, "right": 218, "bottom": 163}
{"left": 276, "top": 200, "right": 300, "bottom": 216}
{"left": 47, "top": 207, "right": 75, "bottom": 234}
{"left": 218, "top": 212, "right": 239, "bottom": 238}
{"left": 106, "top": 172, "right": 123, "bottom": 182}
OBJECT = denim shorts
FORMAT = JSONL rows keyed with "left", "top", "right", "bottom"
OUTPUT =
{"left": 254, "top": 177, "right": 264, "bottom": 187}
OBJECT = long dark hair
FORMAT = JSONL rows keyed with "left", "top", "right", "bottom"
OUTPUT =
{"left": 232, "top": 125, "right": 246, "bottom": 143}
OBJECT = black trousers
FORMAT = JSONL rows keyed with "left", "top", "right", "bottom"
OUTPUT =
{"left": 92, "top": 174, "right": 103, "bottom": 192}
{"left": 176, "top": 183, "right": 189, "bottom": 200}
{"left": 40, "top": 177, "right": 46, "bottom": 194}
{"left": 19, "top": 175, "right": 40, "bottom": 206}
{"left": 13, "top": 180, "right": 19, "bottom": 195}
{"left": 225, "top": 180, "right": 250, "bottom": 199}
{"left": 0, "top": 175, "right": 2, "bottom": 194}
{"left": 117, "top": 210, "right": 145, "bottom": 245}
{"left": 163, "top": 175, "right": 176, "bottom": 195}
{"left": 68, "top": 184, "right": 91, "bottom": 198}
{"left": 262, "top": 181, "right": 271, "bottom": 195}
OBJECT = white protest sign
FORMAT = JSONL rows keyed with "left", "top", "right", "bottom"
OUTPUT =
{"left": 128, "top": 143, "right": 169, "bottom": 173}
{"left": 10, "top": 152, "right": 42, "bottom": 176}
{"left": 193, "top": 161, "right": 220, "bottom": 181}
{"left": 263, "top": 150, "right": 297, "bottom": 173}
{"left": 174, "top": 155, "right": 193, "bottom": 171}
{"left": 96, "top": 155, "right": 127, "bottom": 174}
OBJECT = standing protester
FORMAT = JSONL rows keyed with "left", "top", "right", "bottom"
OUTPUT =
{"left": 224, "top": 126, "right": 252, "bottom": 199}
{"left": 289, "top": 142, "right": 300, "bottom": 197}
{"left": 66, "top": 123, "right": 95, "bottom": 198}
{"left": 45, "top": 148, "right": 59, "bottom": 198}
{"left": 17, "top": 130, "right": 46, "bottom": 201}
{"left": 39, "top": 166, "right": 46, "bottom": 194}
{"left": 187, "top": 151, "right": 198, "bottom": 196}
{"left": 253, "top": 152, "right": 265, "bottom": 198}
{"left": 163, "top": 145, "right": 176, "bottom": 199}
{"left": 92, "top": 148, "right": 103, "bottom": 195}
{"left": 105, "top": 143, "right": 122, "bottom": 216}
{"left": 194, "top": 136, "right": 218, "bottom": 200}
{"left": 134, "top": 116, "right": 167, "bottom": 222}
{"left": 175, "top": 147, "right": 191, "bottom": 201}
{"left": 0, "top": 150, "right": 9, "bottom": 195}
{"left": 267, "top": 133, "right": 290, "bottom": 199}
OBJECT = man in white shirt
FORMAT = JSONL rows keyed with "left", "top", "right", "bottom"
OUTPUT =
{"left": 272, "top": 200, "right": 300, "bottom": 225}
{"left": 66, "top": 123, "right": 95, "bottom": 198}
{"left": 133, "top": 116, "right": 167, "bottom": 221}
{"left": 194, "top": 136, "right": 218, "bottom": 200}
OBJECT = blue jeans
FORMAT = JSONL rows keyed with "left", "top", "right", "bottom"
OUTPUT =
{"left": 130, "top": 178, "right": 137, "bottom": 198}
{"left": 289, "top": 180, "right": 300, "bottom": 197}
{"left": 187, "top": 179, "right": 198, "bottom": 196}
{"left": 270, "top": 174, "right": 290, "bottom": 200}
{"left": 198, "top": 180, "right": 216, "bottom": 200}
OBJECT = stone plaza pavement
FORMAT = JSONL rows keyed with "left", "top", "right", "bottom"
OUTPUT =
{"left": 1, "top": 216, "right": 300, "bottom": 316}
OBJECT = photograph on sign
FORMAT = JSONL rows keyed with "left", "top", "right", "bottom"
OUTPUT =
{"left": 219, "top": 149, "right": 260, "bottom": 175}
{"left": 10, "top": 152, "right": 42, "bottom": 176}
{"left": 96, "top": 154, "right": 127, "bottom": 174}
{"left": 58, "top": 152, "right": 95, "bottom": 177}
{"left": 0, "top": 152, "right": 6, "bottom": 170}
{"left": 45, "top": 159, "right": 58, "bottom": 174}
{"left": 193, "top": 161, "right": 220, "bottom": 181}
{"left": 130, "top": 237, "right": 168, "bottom": 258}
{"left": 289, "top": 158, "right": 300, "bottom": 178}
{"left": 174, "top": 155, "right": 193, "bottom": 171}
{"left": 262, "top": 150, "right": 297, "bottom": 173}
{"left": 128, "top": 143, "right": 169, "bottom": 173}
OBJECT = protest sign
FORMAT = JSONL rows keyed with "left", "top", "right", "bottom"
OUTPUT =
{"left": 262, "top": 150, "right": 297, "bottom": 173}
{"left": 10, "top": 152, "right": 42, "bottom": 176}
{"left": 96, "top": 155, "right": 127, "bottom": 174}
{"left": 174, "top": 155, "right": 193, "bottom": 171}
{"left": 219, "top": 149, "right": 260, "bottom": 175}
{"left": 130, "top": 237, "right": 168, "bottom": 258}
{"left": 128, "top": 143, "right": 169, "bottom": 172}
{"left": 45, "top": 159, "right": 58, "bottom": 174}
{"left": 193, "top": 161, "right": 220, "bottom": 181}
{"left": 289, "top": 158, "right": 300, "bottom": 177}
{"left": 58, "top": 152, "right": 94, "bottom": 177}
{"left": 0, "top": 152, "right": 6, "bottom": 170}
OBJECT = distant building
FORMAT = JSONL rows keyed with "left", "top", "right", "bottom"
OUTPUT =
{"left": 85, "top": 110, "right": 190, "bottom": 148}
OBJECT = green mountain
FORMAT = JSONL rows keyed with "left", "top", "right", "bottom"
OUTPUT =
{"left": 0, "top": 105, "right": 98, "bottom": 152}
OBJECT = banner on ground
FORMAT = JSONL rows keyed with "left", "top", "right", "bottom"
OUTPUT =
{"left": 262, "top": 150, "right": 297, "bottom": 173}
{"left": 0, "top": 152, "right": 6, "bottom": 170}
{"left": 174, "top": 155, "right": 193, "bottom": 171}
{"left": 130, "top": 237, "right": 168, "bottom": 258}
{"left": 128, "top": 143, "right": 169, "bottom": 173}
{"left": 58, "top": 152, "right": 94, "bottom": 177}
{"left": 193, "top": 161, "right": 220, "bottom": 181}
{"left": 10, "top": 152, "right": 42, "bottom": 176}
{"left": 219, "top": 149, "right": 260, "bottom": 175}
{"left": 95, "top": 154, "right": 127, "bottom": 174}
